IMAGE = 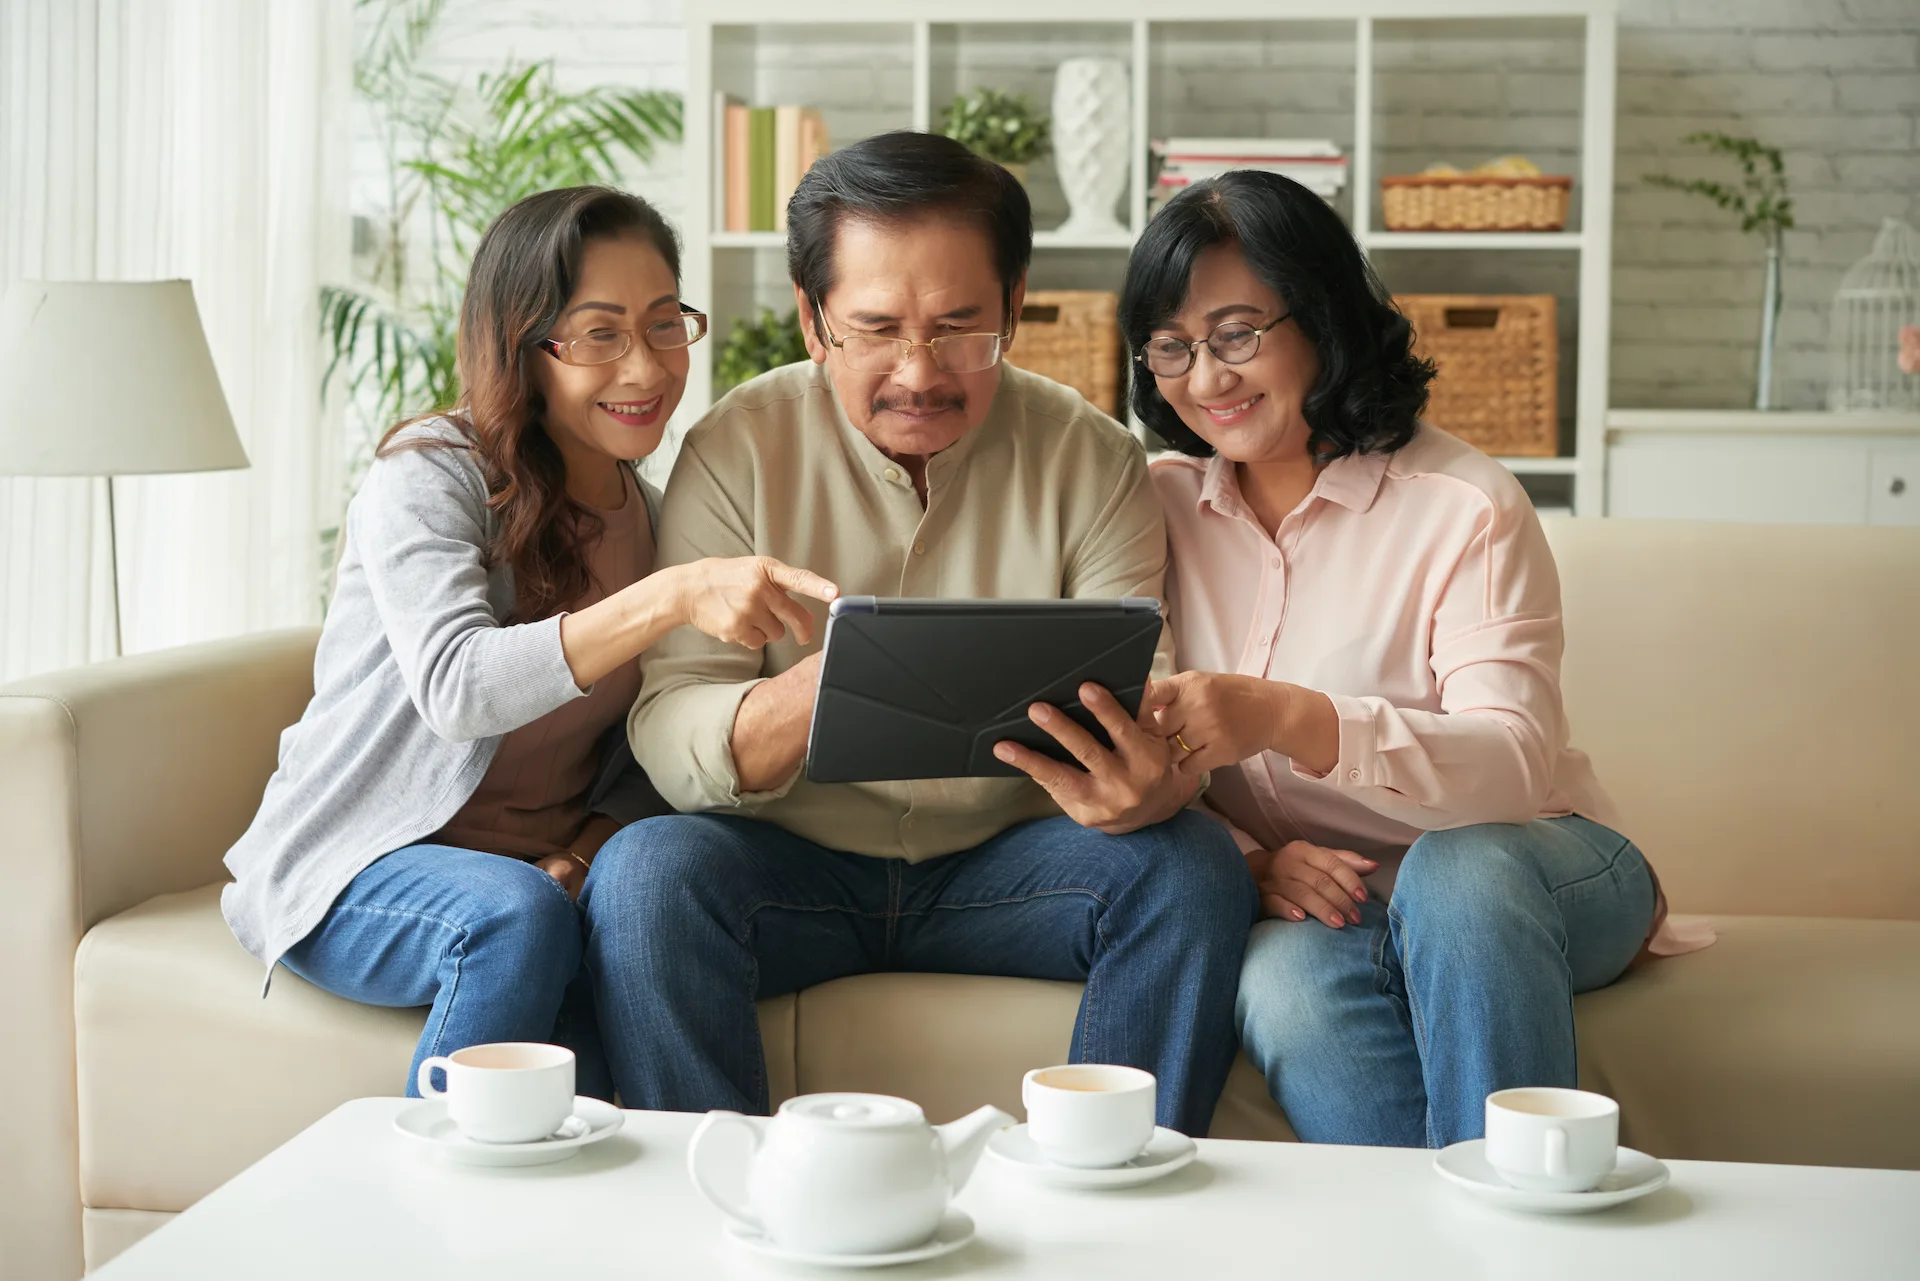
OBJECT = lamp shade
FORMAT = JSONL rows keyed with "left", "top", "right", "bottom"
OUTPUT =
{"left": 0, "top": 280, "right": 249, "bottom": 476}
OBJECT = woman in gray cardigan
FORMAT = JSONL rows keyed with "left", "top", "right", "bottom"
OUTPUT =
{"left": 221, "top": 187, "right": 837, "bottom": 1098}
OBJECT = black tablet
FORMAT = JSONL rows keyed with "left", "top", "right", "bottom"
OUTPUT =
{"left": 803, "top": 596, "right": 1164, "bottom": 784}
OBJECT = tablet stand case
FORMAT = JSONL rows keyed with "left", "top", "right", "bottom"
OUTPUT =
{"left": 804, "top": 597, "right": 1164, "bottom": 784}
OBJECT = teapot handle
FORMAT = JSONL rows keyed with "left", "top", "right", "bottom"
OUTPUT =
{"left": 687, "top": 1111, "right": 765, "bottom": 1234}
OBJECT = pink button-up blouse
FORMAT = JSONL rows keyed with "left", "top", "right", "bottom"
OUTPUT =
{"left": 1154, "top": 424, "right": 1707, "bottom": 956}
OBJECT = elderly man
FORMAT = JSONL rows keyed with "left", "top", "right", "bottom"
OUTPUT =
{"left": 582, "top": 132, "right": 1254, "bottom": 1136}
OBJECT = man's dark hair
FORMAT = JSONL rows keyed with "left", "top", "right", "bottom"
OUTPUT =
{"left": 1119, "top": 170, "right": 1435, "bottom": 461}
{"left": 786, "top": 130, "right": 1033, "bottom": 341}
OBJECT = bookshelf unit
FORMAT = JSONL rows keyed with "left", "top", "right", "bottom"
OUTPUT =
{"left": 682, "top": 0, "right": 1618, "bottom": 515}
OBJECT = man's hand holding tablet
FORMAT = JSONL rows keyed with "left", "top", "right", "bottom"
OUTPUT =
{"left": 991, "top": 682, "right": 1196, "bottom": 835}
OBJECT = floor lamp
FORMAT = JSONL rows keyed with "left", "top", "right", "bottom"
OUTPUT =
{"left": 0, "top": 280, "right": 249, "bottom": 656}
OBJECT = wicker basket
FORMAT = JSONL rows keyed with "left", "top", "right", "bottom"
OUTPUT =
{"left": 1381, "top": 175, "right": 1572, "bottom": 232}
{"left": 1006, "top": 290, "right": 1122, "bottom": 415}
{"left": 1397, "top": 294, "right": 1558, "bottom": 456}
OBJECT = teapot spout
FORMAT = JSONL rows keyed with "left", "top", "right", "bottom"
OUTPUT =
{"left": 935, "top": 1105, "right": 1015, "bottom": 1193}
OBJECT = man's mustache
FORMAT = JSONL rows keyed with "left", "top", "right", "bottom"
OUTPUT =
{"left": 871, "top": 391, "right": 966, "bottom": 416}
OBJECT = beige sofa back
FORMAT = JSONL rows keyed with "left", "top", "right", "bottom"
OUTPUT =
{"left": 1544, "top": 518, "right": 1920, "bottom": 921}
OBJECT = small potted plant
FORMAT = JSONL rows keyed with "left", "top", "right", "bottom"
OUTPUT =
{"left": 715, "top": 307, "right": 809, "bottom": 392}
{"left": 940, "top": 87, "right": 1050, "bottom": 184}
{"left": 1645, "top": 133, "right": 1795, "bottom": 411}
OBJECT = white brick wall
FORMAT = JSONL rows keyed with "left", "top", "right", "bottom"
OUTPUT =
{"left": 364, "top": 0, "right": 1920, "bottom": 412}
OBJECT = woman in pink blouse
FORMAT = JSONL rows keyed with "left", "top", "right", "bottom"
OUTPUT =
{"left": 1122, "top": 170, "right": 1681, "bottom": 1149}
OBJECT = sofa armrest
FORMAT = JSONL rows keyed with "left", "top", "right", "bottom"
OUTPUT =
{"left": 0, "top": 627, "right": 317, "bottom": 1281}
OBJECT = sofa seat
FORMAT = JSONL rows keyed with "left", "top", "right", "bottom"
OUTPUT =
{"left": 1574, "top": 913, "right": 1920, "bottom": 1169}
{"left": 76, "top": 884, "right": 1920, "bottom": 1226}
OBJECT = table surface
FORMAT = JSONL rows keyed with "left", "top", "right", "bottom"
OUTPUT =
{"left": 97, "top": 1099, "right": 1920, "bottom": 1280}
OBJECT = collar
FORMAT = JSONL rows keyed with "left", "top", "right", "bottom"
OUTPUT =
{"left": 1197, "top": 447, "right": 1390, "bottom": 522}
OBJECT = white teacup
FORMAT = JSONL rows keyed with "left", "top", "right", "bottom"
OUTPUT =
{"left": 1022, "top": 1064, "right": 1156, "bottom": 1169}
{"left": 1484, "top": 1087, "right": 1619, "bottom": 1193}
{"left": 417, "top": 1042, "right": 575, "bottom": 1145}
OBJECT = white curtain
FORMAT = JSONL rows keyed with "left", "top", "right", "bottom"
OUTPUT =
{"left": 0, "top": 0, "right": 351, "bottom": 681}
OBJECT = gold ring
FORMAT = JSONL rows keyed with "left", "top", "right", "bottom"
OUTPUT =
{"left": 1174, "top": 733, "right": 1194, "bottom": 755}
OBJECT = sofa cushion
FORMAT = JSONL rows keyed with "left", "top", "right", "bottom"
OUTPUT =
{"left": 1575, "top": 913, "right": 1920, "bottom": 1169}
{"left": 1545, "top": 519, "right": 1920, "bottom": 919}
{"left": 73, "top": 884, "right": 797, "bottom": 1212}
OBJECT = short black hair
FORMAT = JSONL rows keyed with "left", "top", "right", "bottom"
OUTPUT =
{"left": 1119, "top": 170, "right": 1434, "bottom": 460}
{"left": 786, "top": 130, "right": 1033, "bottom": 340}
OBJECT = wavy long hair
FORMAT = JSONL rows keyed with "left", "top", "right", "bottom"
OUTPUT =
{"left": 1119, "top": 170, "right": 1434, "bottom": 462}
{"left": 378, "top": 185, "right": 681, "bottom": 623}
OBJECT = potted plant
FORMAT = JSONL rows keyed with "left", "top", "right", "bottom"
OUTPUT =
{"left": 716, "top": 307, "right": 809, "bottom": 392}
{"left": 1645, "top": 133, "right": 1795, "bottom": 410}
{"left": 318, "top": 0, "right": 681, "bottom": 604}
{"left": 940, "top": 87, "right": 1050, "bottom": 184}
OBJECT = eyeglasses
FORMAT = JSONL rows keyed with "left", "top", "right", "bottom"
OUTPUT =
{"left": 1135, "top": 313, "right": 1291, "bottom": 378}
{"left": 817, "top": 310, "right": 1008, "bottom": 375}
{"left": 538, "top": 305, "right": 709, "bottom": 367}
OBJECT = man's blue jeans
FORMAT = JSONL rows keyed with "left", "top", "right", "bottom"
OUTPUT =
{"left": 581, "top": 810, "right": 1257, "bottom": 1135}
{"left": 1235, "top": 816, "right": 1657, "bottom": 1149}
{"left": 279, "top": 844, "right": 611, "bottom": 1099}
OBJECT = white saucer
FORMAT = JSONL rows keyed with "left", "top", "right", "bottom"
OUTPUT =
{"left": 1434, "top": 1140, "right": 1670, "bottom": 1214}
{"left": 984, "top": 1124, "right": 1198, "bottom": 1189}
{"left": 393, "top": 1097, "right": 623, "bottom": 1167}
{"left": 724, "top": 1208, "right": 975, "bottom": 1269}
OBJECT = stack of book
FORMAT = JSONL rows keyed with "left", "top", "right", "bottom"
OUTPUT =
{"left": 1149, "top": 139, "right": 1348, "bottom": 216}
{"left": 715, "top": 96, "right": 829, "bottom": 234}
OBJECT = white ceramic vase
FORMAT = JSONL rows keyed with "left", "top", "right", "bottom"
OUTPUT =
{"left": 1052, "top": 58, "right": 1130, "bottom": 237}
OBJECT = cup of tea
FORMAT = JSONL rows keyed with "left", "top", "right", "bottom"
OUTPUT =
{"left": 1484, "top": 1087, "right": 1619, "bottom": 1193}
{"left": 1021, "top": 1064, "right": 1156, "bottom": 1169}
{"left": 417, "top": 1042, "right": 576, "bottom": 1144}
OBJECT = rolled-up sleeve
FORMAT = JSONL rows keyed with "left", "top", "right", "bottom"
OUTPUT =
{"left": 1063, "top": 440, "right": 1178, "bottom": 681}
{"left": 629, "top": 428, "right": 794, "bottom": 812}
{"left": 354, "top": 442, "right": 584, "bottom": 743}
{"left": 1294, "top": 506, "right": 1565, "bottom": 829}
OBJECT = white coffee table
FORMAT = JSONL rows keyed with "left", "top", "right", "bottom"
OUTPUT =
{"left": 96, "top": 1099, "right": 1920, "bottom": 1279}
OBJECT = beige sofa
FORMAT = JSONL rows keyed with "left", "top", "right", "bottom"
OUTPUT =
{"left": 4, "top": 518, "right": 1918, "bottom": 1279}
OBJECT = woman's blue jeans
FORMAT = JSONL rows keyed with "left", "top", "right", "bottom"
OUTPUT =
{"left": 1235, "top": 816, "right": 1656, "bottom": 1149}
{"left": 278, "top": 844, "right": 612, "bottom": 1099}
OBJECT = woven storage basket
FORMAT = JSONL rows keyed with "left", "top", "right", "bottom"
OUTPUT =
{"left": 1398, "top": 294, "right": 1558, "bottom": 457}
{"left": 1381, "top": 175, "right": 1572, "bottom": 232}
{"left": 1006, "top": 290, "right": 1122, "bottom": 415}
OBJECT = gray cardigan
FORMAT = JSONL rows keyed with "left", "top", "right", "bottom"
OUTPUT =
{"left": 221, "top": 418, "right": 665, "bottom": 974}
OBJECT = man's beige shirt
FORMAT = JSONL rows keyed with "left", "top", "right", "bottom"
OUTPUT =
{"left": 630, "top": 359, "right": 1172, "bottom": 861}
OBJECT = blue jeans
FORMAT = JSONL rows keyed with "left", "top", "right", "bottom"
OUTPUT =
{"left": 581, "top": 810, "right": 1257, "bottom": 1135}
{"left": 1236, "top": 816, "right": 1656, "bottom": 1149}
{"left": 279, "top": 844, "right": 613, "bottom": 1100}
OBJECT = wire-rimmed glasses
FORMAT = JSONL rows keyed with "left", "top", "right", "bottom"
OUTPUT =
{"left": 818, "top": 311, "right": 1008, "bottom": 375}
{"left": 538, "top": 304, "right": 710, "bottom": 366}
{"left": 1135, "top": 313, "right": 1291, "bottom": 378}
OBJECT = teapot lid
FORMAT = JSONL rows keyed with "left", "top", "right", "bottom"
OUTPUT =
{"left": 779, "top": 1093, "right": 926, "bottom": 1129}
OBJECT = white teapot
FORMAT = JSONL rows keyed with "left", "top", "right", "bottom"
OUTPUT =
{"left": 687, "top": 1092, "right": 1013, "bottom": 1255}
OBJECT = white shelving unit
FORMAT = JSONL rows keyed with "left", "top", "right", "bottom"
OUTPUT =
{"left": 683, "top": 0, "right": 1618, "bottom": 514}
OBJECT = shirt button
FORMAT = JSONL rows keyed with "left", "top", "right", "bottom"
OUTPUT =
{"left": 884, "top": 468, "right": 901, "bottom": 483}
{"left": 912, "top": 539, "right": 926, "bottom": 556}
{"left": 1348, "top": 769, "right": 1361, "bottom": 781}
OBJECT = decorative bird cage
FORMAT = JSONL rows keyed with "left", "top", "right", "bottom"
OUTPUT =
{"left": 1827, "top": 218, "right": 1920, "bottom": 412}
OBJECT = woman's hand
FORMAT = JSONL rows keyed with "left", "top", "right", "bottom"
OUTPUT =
{"left": 533, "top": 815, "right": 624, "bottom": 903}
{"left": 535, "top": 852, "right": 590, "bottom": 901}
{"left": 1250, "top": 840, "right": 1378, "bottom": 927}
{"left": 992, "top": 683, "right": 1195, "bottom": 835}
{"left": 561, "top": 557, "right": 836, "bottom": 689}
{"left": 1146, "top": 671, "right": 1340, "bottom": 778}
{"left": 667, "top": 556, "right": 839, "bottom": 649}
